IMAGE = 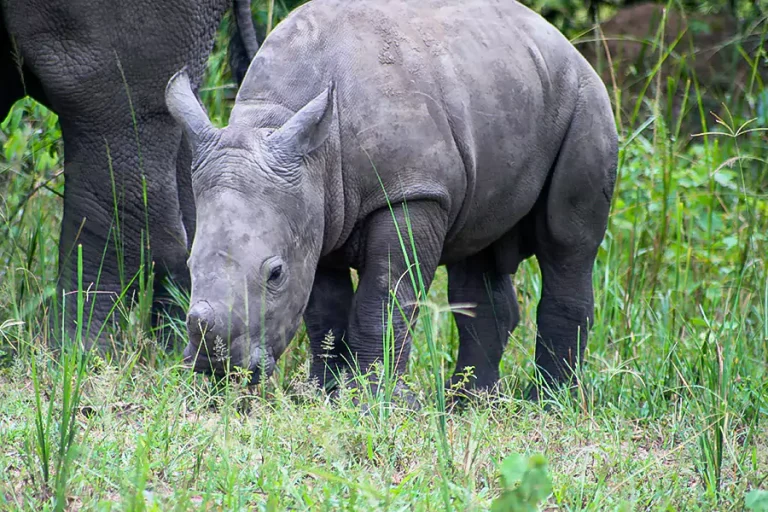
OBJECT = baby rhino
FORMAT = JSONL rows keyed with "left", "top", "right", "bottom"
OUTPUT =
{"left": 166, "top": 0, "right": 618, "bottom": 397}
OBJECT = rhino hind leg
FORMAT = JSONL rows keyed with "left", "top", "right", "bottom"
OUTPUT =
{"left": 446, "top": 249, "right": 519, "bottom": 394}
{"left": 528, "top": 81, "right": 618, "bottom": 400}
{"left": 303, "top": 265, "right": 355, "bottom": 390}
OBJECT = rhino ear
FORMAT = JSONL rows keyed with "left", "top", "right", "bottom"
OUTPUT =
{"left": 268, "top": 84, "right": 335, "bottom": 167}
{"left": 165, "top": 69, "right": 214, "bottom": 150}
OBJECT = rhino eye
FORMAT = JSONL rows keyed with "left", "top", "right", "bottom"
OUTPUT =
{"left": 268, "top": 265, "right": 283, "bottom": 283}
{"left": 262, "top": 257, "right": 286, "bottom": 288}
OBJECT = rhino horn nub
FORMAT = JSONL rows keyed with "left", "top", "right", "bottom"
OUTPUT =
{"left": 165, "top": 68, "right": 214, "bottom": 150}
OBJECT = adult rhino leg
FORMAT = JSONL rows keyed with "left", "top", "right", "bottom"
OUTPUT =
{"left": 529, "top": 81, "right": 618, "bottom": 399}
{"left": 149, "top": 131, "right": 196, "bottom": 338}
{"left": 345, "top": 202, "right": 446, "bottom": 385}
{"left": 446, "top": 249, "right": 518, "bottom": 393}
{"left": 4, "top": 0, "right": 226, "bottom": 348}
{"left": 54, "top": 120, "right": 190, "bottom": 347}
{"left": 303, "top": 264, "right": 354, "bottom": 389}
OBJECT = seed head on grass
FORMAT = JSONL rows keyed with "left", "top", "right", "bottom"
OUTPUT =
{"left": 319, "top": 329, "right": 336, "bottom": 361}
{"left": 212, "top": 335, "right": 227, "bottom": 363}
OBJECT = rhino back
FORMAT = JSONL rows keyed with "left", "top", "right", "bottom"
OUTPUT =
{"left": 232, "top": 0, "right": 599, "bottom": 253}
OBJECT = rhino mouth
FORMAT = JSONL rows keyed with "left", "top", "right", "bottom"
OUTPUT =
{"left": 182, "top": 335, "right": 275, "bottom": 385}
{"left": 182, "top": 346, "right": 220, "bottom": 374}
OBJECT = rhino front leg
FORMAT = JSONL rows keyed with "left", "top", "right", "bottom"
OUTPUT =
{"left": 447, "top": 250, "right": 519, "bottom": 393}
{"left": 345, "top": 202, "right": 446, "bottom": 383}
{"left": 303, "top": 265, "right": 354, "bottom": 389}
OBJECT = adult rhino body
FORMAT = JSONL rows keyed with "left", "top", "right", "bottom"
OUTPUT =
{"left": 0, "top": 0, "right": 256, "bottom": 344}
{"left": 168, "top": 0, "right": 618, "bottom": 395}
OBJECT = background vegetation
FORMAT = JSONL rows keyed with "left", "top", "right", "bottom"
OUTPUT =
{"left": 1, "top": 0, "right": 768, "bottom": 510}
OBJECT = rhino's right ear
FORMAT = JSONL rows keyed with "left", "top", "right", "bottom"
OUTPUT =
{"left": 165, "top": 69, "right": 214, "bottom": 150}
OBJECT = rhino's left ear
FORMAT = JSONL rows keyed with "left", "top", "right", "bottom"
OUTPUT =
{"left": 166, "top": 68, "right": 215, "bottom": 150}
{"left": 268, "top": 83, "right": 335, "bottom": 166}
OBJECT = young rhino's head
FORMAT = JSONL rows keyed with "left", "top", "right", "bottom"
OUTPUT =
{"left": 165, "top": 70, "right": 333, "bottom": 384}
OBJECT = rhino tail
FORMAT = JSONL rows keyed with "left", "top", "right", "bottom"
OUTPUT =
{"left": 229, "top": 0, "right": 261, "bottom": 85}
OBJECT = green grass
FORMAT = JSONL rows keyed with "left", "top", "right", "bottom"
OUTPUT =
{"left": 2, "top": 4, "right": 768, "bottom": 511}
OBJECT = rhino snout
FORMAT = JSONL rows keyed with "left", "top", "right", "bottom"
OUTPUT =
{"left": 187, "top": 300, "right": 216, "bottom": 339}
{"left": 184, "top": 300, "right": 242, "bottom": 365}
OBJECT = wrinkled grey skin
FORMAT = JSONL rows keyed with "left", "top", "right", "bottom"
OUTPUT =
{"left": 167, "top": 0, "right": 618, "bottom": 395}
{"left": 0, "top": 0, "right": 252, "bottom": 345}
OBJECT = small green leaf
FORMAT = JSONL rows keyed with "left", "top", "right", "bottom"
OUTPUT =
{"left": 746, "top": 490, "right": 768, "bottom": 512}
{"left": 499, "top": 453, "right": 527, "bottom": 488}
{"left": 492, "top": 453, "right": 552, "bottom": 511}
{"left": 713, "top": 170, "right": 736, "bottom": 189}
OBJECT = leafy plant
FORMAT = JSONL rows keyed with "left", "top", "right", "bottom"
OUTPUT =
{"left": 746, "top": 490, "right": 768, "bottom": 512}
{"left": 491, "top": 453, "right": 553, "bottom": 512}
